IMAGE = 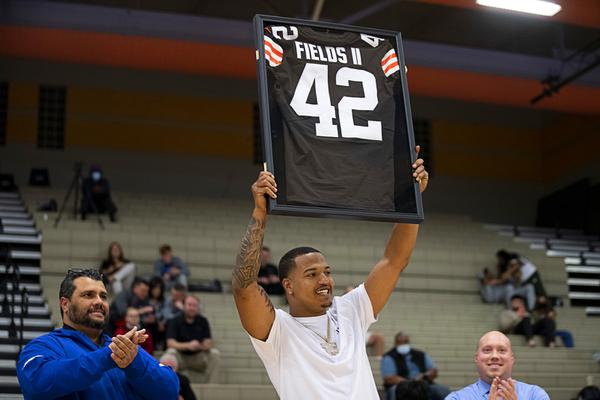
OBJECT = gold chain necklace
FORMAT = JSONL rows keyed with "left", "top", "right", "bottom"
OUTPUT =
{"left": 294, "top": 314, "right": 339, "bottom": 356}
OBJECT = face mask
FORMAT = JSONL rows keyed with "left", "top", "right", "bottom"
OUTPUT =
{"left": 396, "top": 344, "right": 411, "bottom": 355}
{"left": 91, "top": 171, "right": 102, "bottom": 181}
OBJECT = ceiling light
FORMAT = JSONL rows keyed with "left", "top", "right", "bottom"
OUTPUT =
{"left": 476, "top": 0, "right": 562, "bottom": 16}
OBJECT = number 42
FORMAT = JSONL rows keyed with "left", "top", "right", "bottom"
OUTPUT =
{"left": 290, "top": 63, "right": 382, "bottom": 141}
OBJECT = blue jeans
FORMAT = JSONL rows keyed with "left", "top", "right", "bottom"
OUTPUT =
{"left": 556, "top": 330, "right": 574, "bottom": 347}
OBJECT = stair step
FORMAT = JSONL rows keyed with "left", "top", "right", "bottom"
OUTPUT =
{"left": 0, "top": 346, "right": 18, "bottom": 354}
{"left": 0, "top": 207, "right": 25, "bottom": 214}
{"left": 0, "top": 227, "right": 37, "bottom": 236}
{"left": 569, "top": 292, "right": 600, "bottom": 300}
{"left": 583, "top": 251, "right": 600, "bottom": 259}
{"left": 0, "top": 200, "right": 23, "bottom": 207}
{"left": 0, "top": 331, "right": 45, "bottom": 341}
{"left": 7, "top": 252, "right": 40, "bottom": 261}
{"left": 0, "top": 359, "right": 17, "bottom": 375}
{"left": 0, "top": 295, "right": 44, "bottom": 304}
{"left": 0, "top": 306, "right": 50, "bottom": 318}
{"left": 566, "top": 266, "right": 600, "bottom": 274}
{"left": 0, "top": 317, "right": 53, "bottom": 328}
{"left": 0, "top": 213, "right": 29, "bottom": 220}
{"left": 0, "top": 219, "right": 33, "bottom": 227}
{"left": 0, "top": 375, "right": 20, "bottom": 395}
{"left": 586, "top": 306, "right": 600, "bottom": 316}
{"left": 0, "top": 266, "right": 40, "bottom": 276}
{"left": 547, "top": 250, "right": 580, "bottom": 257}
{"left": 0, "top": 344, "right": 19, "bottom": 360}
{"left": 568, "top": 278, "right": 600, "bottom": 287}
{"left": 0, "top": 235, "right": 41, "bottom": 245}
{"left": 5, "top": 284, "right": 41, "bottom": 293}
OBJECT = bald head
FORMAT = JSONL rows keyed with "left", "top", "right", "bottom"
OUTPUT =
{"left": 477, "top": 331, "right": 512, "bottom": 352}
{"left": 475, "top": 331, "right": 515, "bottom": 383}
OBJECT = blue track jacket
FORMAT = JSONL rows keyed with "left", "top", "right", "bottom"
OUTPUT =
{"left": 17, "top": 327, "right": 179, "bottom": 400}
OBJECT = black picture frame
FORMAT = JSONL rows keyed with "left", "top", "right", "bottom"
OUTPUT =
{"left": 254, "top": 14, "right": 424, "bottom": 224}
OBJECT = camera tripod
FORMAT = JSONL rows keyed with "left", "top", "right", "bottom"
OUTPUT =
{"left": 54, "top": 162, "right": 104, "bottom": 229}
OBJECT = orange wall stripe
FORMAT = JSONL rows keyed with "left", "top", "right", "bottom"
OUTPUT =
{"left": 408, "top": 65, "right": 600, "bottom": 115}
{"left": 2, "top": 25, "right": 600, "bottom": 115}
{"left": 0, "top": 25, "right": 256, "bottom": 79}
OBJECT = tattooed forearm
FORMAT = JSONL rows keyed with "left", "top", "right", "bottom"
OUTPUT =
{"left": 233, "top": 217, "right": 266, "bottom": 289}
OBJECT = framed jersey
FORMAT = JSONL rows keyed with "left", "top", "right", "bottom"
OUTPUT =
{"left": 254, "top": 15, "right": 423, "bottom": 223}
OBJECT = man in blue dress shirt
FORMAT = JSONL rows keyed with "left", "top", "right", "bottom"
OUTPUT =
{"left": 445, "top": 331, "right": 549, "bottom": 400}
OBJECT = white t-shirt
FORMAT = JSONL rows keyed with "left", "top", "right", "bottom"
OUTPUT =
{"left": 250, "top": 283, "right": 379, "bottom": 399}
{"left": 519, "top": 257, "right": 537, "bottom": 283}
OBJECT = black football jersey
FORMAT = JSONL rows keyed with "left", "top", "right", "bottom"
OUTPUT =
{"left": 265, "top": 24, "right": 411, "bottom": 212}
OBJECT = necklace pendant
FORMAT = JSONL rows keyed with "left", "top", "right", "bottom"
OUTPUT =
{"left": 321, "top": 341, "right": 339, "bottom": 356}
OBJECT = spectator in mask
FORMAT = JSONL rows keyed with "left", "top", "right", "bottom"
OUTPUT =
{"left": 381, "top": 332, "right": 450, "bottom": 400}
{"left": 81, "top": 165, "right": 118, "bottom": 222}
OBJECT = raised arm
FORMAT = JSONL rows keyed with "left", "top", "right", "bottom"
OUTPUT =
{"left": 232, "top": 171, "right": 278, "bottom": 341}
{"left": 365, "top": 146, "right": 429, "bottom": 316}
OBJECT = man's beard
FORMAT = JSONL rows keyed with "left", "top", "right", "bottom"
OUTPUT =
{"left": 69, "top": 303, "right": 108, "bottom": 330}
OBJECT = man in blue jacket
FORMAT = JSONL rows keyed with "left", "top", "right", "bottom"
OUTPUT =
{"left": 17, "top": 268, "right": 179, "bottom": 399}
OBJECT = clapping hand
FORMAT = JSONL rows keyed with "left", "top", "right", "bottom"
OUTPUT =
{"left": 490, "top": 377, "right": 517, "bottom": 400}
{"left": 109, "top": 326, "right": 148, "bottom": 368}
{"left": 497, "top": 378, "right": 517, "bottom": 400}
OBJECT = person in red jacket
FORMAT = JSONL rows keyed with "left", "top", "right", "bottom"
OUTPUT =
{"left": 115, "top": 307, "right": 154, "bottom": 354}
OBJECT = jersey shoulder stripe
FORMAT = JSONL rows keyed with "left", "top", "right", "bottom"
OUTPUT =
{"left": 381, "top": 49, "right": 399, "bottom": 77}
{"left": 264, "top": 36, "right": 283, "bottom": 67}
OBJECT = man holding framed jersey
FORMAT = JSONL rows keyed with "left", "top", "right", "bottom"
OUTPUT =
{"left": 231, "top": 148, "right": 428, "bottom": 399}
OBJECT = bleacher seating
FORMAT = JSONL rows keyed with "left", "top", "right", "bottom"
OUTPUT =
{"left": 12, "top": 188, "right": 600, "bottom": 399}
{"left": 487, "top": 224, "right": 600, "bottom": 315}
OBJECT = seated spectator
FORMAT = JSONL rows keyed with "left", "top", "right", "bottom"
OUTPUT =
{"left": 534, "top": 295, "right": 574, "bottom": 348}
{"left": 99, "top": 241, "right": 135, "bottom": 295}
{"left": 114, "top": 307, "right": 154, "bottom": 354}
{"left": 166, "top": 295, "right": 220, "bottom": 383}
{"left": 515, "top": 254, "right": 546, "bottom": 299}
{"left": 480, "top": 250, "right": 536, "bottom": 310}
{"left": 575, "top": 385, "right": 600, "bottom": 400}
{"left": 109, "top": 277, "right": 152, "bottom": 333}
{"left": 258, "top": 246, "right": 284, "bottom": 295}
{"left": 381, "top": 332, "right": 450, "bottom": 400}
{"left": 510, "top": 295, "right": 556, "bottom": 347}
{"left": 148, "top": 276, "right": 167, "bottom": 350}
{"left": 154, "top": 245, "right": 190, "bottom": 289}
{"left": 81, "top": 165, "right": 117, "bottom": 222}
{"left": 158, "top": 353, "right": 197, "bottom": 400}
{"left": 163, "top": 283, "right": 187, "bottom": 321}
{"left": 395, "top": 380, "right": 428, "bottom": 400}
{"left": 502, "top": 250, "right": 546, "bottom": 308}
